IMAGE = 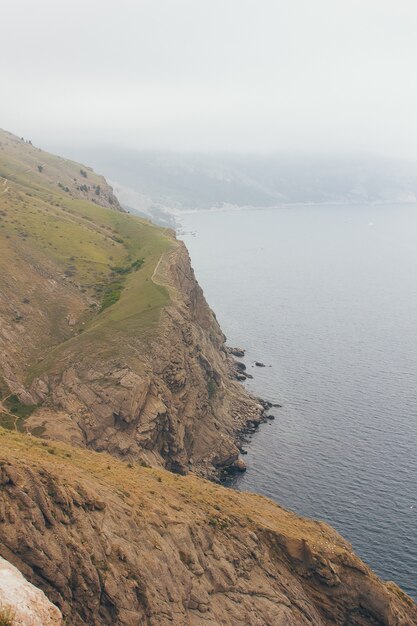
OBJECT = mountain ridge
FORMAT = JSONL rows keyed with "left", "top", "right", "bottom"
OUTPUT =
{"left": 47, "top": 146, "right": 417, "bottom": 217}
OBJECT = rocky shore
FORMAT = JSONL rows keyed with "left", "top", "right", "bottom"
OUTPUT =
{"left": 221, "top": 346, "right": 283, "bottom": 479}
{"left": 1, "top": 431, "right": 417, "bottom": 626}
{"left": 1, "top": 132, "right": 416, "bottom": 625}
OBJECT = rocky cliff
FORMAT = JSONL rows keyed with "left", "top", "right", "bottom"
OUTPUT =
{"left": 0, "top": 431, "right": 416, "bottom": 626}
{"left": 26, "top": 241, "right": 262, "bottom": 478}
{"left": 0, "top": 131, "right": 416, "bottom": 625}
{"left": 0, "top": 129, "right": 261, "bottom": 479}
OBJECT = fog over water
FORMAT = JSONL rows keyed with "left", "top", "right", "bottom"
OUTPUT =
{"left": 179, "top": 204, "right": 417, "bottom": 600}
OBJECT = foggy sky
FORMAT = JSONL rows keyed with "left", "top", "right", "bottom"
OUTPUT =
{"left": 2, "top": 0, "right": 417, "bottom": 157}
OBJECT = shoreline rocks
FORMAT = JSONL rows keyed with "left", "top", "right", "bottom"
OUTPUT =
{"left": 227, "top": 346, "right": 246, "bottom": 357}
{"left": 226, "top": 347, "right": 283, "bottom": 468}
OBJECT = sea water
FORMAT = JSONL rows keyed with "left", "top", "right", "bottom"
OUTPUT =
{"left": 178, "top": 204, "right": 417, "bottom": 599}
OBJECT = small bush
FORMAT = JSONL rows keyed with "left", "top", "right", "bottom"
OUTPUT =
{"left": 111, "top": 258, "right": 144, "bottom": 276}
{"left": 100, "top": 282, "right": 124, "bottom": 311}
{"left": 111, "top": 266, "right": 130, "bottom": 276}
{"left": 30, "top": 426, "right": 46, "bottom": 437}
{"left": 208, "top": 517, "right": 229, "bottom": 530}
{"left": 80, "top": 169, "right": 87, "bottom": 178}
{"left": 4, "top": 395, "right": 37, "bottom": 420}
{"left": 130, "top": 258, "right": 144, "bottom": 271}
{"left": 207, "top": 378, "right": 216, "bottom": 399}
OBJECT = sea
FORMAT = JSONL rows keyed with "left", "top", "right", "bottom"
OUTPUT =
{"left": 178, "top": 203, "right": 417, "bottom": 600}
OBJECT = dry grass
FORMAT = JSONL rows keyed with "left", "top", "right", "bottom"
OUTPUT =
{"left": 0, "top": 605, "right": 15, "bottom": 626}
{"left": 0, "top": 128, "right": 174, "bottom": 394}
{"left": 0, "top": 428, "right": 350, "bottom": 558}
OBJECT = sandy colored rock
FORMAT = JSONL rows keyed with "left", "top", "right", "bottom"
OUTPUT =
{"left": 0, "top": 431, "right": 415, "bottom": 626}
{"left": 0, "top": 556, "right": 62, "bottom": 625}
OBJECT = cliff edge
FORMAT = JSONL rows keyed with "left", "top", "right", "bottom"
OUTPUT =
{"left": 0, "top": 431, "right": 415, "bottom": 626}
{"left": 0, "top": 130, "right": 416, "bottom": 625}
{"left": 0, "top": 129, "right": 260, "bottom": 479}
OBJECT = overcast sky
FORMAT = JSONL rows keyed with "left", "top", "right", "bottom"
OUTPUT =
{"left": 2, "top": 0, "right": 417, "bottom": 156}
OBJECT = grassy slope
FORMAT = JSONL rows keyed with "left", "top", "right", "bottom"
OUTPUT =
{"left": 0, "top": 130, "right": 173, "bottom": 415}
{"left": 0, "top": 426, "right": 345, "bottom": 552}
{"left": 2, "top": 426, "right": 416, "bottom": 625}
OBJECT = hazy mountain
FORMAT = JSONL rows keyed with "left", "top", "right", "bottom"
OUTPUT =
{"left": 53, "top": 147, "right": 417, "bottom": 218}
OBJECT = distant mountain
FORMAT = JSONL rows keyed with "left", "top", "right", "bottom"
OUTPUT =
{"left": 53, "top": 147, "right": 417, "bottom": 217}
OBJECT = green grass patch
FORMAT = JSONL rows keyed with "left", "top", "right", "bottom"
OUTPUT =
{"left": 1, "top": 395, "right": 38, "bottom": 433}
{"left": 0, "top": 413, "right": 17, "bottom": 431}
{"left": 99, "top": 258, "right": 145, "bottom": 311}
{"left": 0, "top": 130, "right": 177, "bottom": 385}
{"left": 4, "top": 395, "right": 37, "bottom": 420}
{"left": 30, "top": 425, "right": 47, "bottom": 437}
{"left": 100, "top": 282, "right": 124, "bottom": 311}
{"left": 207, "top": 377, "right": 217, "bottom": 399}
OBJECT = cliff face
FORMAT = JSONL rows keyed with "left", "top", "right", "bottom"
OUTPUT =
{"left": 27, "top": 241, "right": 260, "bottom": 477}
{"left": 1, "top": 131, "right": 416, "bottom": 626}
{"left": 0, "top": 129, "right": 259, "bottom": 478}
{"left": 0, "top": 431, "right": 416, "bottom": 626}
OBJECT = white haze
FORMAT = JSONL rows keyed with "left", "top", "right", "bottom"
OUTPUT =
{"left": 2, "top": 0, "right": 417, "bottom": 157}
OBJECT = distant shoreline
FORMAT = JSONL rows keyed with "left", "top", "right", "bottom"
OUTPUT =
{"left": 172, "top": 199, "right": 417, "bottom": 217}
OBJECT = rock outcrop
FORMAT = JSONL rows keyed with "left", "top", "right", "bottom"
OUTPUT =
{"left": 0, "top": 556, "right": 62, "bottom": 625}
{"left": 26, "top": 241, "right": 264, "bottom": 479}
{"left": 0, "top": 431, "right": 416, "bottom": 626}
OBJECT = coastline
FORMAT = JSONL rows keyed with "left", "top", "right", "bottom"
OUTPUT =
{"left": 219, "top": 345, "right": 282, "bottom": 483}
{"left": 176, "top": 204, "right": 417, "bottom": 600}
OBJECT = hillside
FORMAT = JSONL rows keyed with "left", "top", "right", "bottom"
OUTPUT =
{"left": 0, "top": 129, "right": 261, "bottom": 478}
{"left": 1, "top": 429, "right": 416, "bottom": 626}
{"left": 0, "top": 130, "right": 416, "bottom": 625}
{"left": 51, "top": 146, "right": 417, "bottom": 216}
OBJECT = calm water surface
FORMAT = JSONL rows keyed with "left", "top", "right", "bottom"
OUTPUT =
{"left": 178, "top": 204, "right": 417, "bottom": 600}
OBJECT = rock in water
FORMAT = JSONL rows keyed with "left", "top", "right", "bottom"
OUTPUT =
{"left": 229, "top": 347, "right": 245, "bottom": 357}
{"left": 232, "top": 458, "right": 247, "bottom": 472}
{"left": 0, "top": 557, "right": 62, "bottom": 625}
